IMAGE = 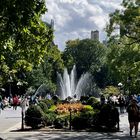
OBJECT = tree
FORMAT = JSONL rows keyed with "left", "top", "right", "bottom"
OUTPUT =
{"left": 0, "top": 0, "right": 53, "bottom": 86}
{"left": 62, "top": 39, "right": 106, "bottom": 78}
{"left": 26, "top": 45, "right": 64, "bottom": 94}
{"left": 106, "top": 0, "right": 140, "bottom": 45}
{"left": 106, "top": 38, "right": 140, "bottom": 94}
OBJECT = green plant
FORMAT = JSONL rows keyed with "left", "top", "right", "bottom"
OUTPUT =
{"left": 38, "top": 101, "right": 48, "bottom": 113}
{"left": 48, "top": 105, "right": 57, "bottom": 112}
{"left": 71, "top": 110, "right": 96, "bottom": 130}
{"left": 41, "top": 99, "right": 54, "bottom": 109}
{"left": 54, "top": 115, "right": 69, "bottom": 129}
{"left": 81, "top": 105, "right": 93, "bottom": 112}
{"left": 87, "top": 97, "right": 98, "bottom": 105}
{"left": 95, "top": 104, "right": 119, "bottom": 129}
{"left": 43, "top": 112, "right": 56, "bottom": 126}
{"left": 25, "top": 105, "right": 44, "bottom": 129}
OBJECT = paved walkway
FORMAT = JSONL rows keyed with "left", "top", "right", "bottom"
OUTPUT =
{"left": 1, "top": 110, "right": 139, "bottom": 140}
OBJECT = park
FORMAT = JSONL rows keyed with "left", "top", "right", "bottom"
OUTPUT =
{"left": 0, "top": 0, "right": 140, "bottom": 139}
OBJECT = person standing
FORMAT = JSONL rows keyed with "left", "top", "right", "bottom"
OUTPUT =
{"left": 127, "top": 98, "right": 139, "bottom": 138}
{"left": 118, "top": 94, "right": 125, "bottom": 113}
{"left": 12, "top": 95, "right": 19, "bottom": 110}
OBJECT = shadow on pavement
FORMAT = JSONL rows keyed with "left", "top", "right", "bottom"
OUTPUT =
{"left": 7, "top": 132, "right": 134, "bottom": 140}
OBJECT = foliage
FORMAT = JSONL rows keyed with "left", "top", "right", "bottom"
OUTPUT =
{"left": 87, "top": 97, "right": 99, "bottom": 106}
{"left": 95, "top": 104, "right": 119, "bottom": 129}
{"left": 62, "top": 39, "right": 106, "bottom": 77}
{"left": 71, "top": 110, "right": 96, "bottom": 130}
{"left": 0, "top": 0, "right": 53, "bottom": 88}
{"left": 48, "top": 105, "right": 57, "bottom": 112}
{"left": 81, "top": 105, "right": 93, "bottom": 112}
{"left": 103, "top": 86, "right": 120, "bottom": 96}
{"left": 38, "top": 101, "right": 48, "bottom": 113}
{"left": 53, "top": 115, "right": 69, "bottom": 129}
{"left": 43, "top": 112, "right": 56, "bottom": 126}
{"left": 106, "top": 38, "right": 140, "bottom": 94}
{"left": 106, "top": 0, "right": 140, "bottom": 45}
{"left": 25, "top": 105, "right": 44, "bottom": 129}
{"left": 41, "top": 99, "right": 54, "bottom": 109}
{"left": 55, "top": 103, "right": 84, "bottom": 114}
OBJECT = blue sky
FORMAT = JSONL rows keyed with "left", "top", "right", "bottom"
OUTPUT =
{"left": 42, "top": 0, "right": 122, "bottom": 51}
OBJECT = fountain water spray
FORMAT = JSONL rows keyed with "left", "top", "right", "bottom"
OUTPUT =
{"left": 57, "top": 65, "right": 92, "bottom": 100}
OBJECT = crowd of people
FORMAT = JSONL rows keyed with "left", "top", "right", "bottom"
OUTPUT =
{"left": 0, "top": 94, "right": 22, "bottom": 111}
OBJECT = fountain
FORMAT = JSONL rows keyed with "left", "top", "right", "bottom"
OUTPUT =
{"left": 57, "top": 65, "right": 94, "bottom": 100}
{"left": 32, "top": 84, "right": 49, "bottom": 100}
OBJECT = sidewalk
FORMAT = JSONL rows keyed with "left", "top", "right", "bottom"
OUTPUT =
{"left": 1, "top": 112, "right": 138, "bottom": 140}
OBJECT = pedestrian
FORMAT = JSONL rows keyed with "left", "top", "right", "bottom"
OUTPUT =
{"left": 127, "top": 98, "right": 139, "bottom": 138}
{"left": 118, "top": 94, "right": 125, "bottom": 113}
{"left": 12, "top": 95, "right": 19, "bottom": 110}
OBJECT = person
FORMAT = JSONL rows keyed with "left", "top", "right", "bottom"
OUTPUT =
{"left": 12, "top": 95, "right": 19, "bottom": 110}
{"left": 127, "top": 98, "right": 139, "bottom": 138}
{"left": 118, "top": 94, "right": 125, "bottom": 113}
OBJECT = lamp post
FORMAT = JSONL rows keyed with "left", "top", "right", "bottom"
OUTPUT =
{"left": 69, "top": 107, "right": 72, "bottom": 130}
{"left": 118, "top": 82, "right": 123, "bottom": 94}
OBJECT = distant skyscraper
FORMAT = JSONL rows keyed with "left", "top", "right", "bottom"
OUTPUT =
{"left": 51, "top": 19, "right": 54, "bottom": 30}
{"left": 91, "top": 30, "right": 99, "bottom": 41}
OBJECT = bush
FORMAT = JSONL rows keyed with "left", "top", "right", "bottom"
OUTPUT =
{"left": 41, "top": 99, "right": 54, "bottom": 109}
{"left": 48, "top": 105, "right": 57, "bottom": 113}
{"left": 54, "top": 115, "right": 69, "bottom": 129}
{"left": 25, "top": 105, "right": 44, "bottom": 129}
{"left": 95, "top": 104, "right": 119, "bottom": 129}
{"left": 43, "top": 112, "right": 56, "bottom": 126}
{"left": 38, "top": 101, "right": 48, "bottom": 113}
{"left": 81, "top": 105, "right": 93, "bottom": 112}
{"left": 87, "top": 97, "right": 99, "bottom": 106}
{"left": 92, "top": 102, "right": 101, "bottom": 110}
{"left": 71, "top": 111, "right": 96, "bottom": 130}
{"left": 87, "top": 97, "right": 100, "bottom": 109}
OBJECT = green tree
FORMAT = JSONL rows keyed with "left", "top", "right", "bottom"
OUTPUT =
{"left": 106, "top": 38, "right": 140, "bottom": 94}
{"left": 106, "top": 0, "right": 140, "bottom": 45}
{"left": 26, "top": 45, "right": 64, "bottom": 94}
{"left": 0, "top": 0, "right": 53, "bottom": 86}
{"left": 63, "top": 39, "right": 106, "bottom": 77}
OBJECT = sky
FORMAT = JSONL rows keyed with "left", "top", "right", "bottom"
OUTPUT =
{"left": 42, "top": 0, "right": 123, "bottom": 51}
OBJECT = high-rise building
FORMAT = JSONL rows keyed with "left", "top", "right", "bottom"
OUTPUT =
{"left": 91, "top": 30, "right": 99, "bottom": 41}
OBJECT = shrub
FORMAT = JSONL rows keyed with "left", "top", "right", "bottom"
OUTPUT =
{"left": 48, "top": 105, "right": 57, "bottom": 113}
{"left": 92, "top": 101, "right": 101, "bottom": 110}
{"left": 87, "top": 97, "right": 99, "bottom": 106}
{"left": 81, "top": 105, "right": 93, "bottom": 112}
{"left": 71, "top": 110, "right": 96, "bottom": 130}
{"left": 43, "top": 112, "right": 56, "bottom": 126}
{"left": 54, "top": 115, "right": 69, "bottom": 129}
{"left": 38, "top": 101, "right": 48, "bottom": 113}
{"left": 25, "top": 105, "right": 44, "bottom": 129}
{"left": 95, "top": 104, "right": 119, "bottom": 129}
{"left": 41, "top": 99, "right": 54, "bottom": 109}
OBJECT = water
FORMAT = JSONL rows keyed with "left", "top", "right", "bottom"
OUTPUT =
{"left": 57, "top": 65, "right": 93, "bottom": 100}
{"left": 32, "top": 84, "right": 48, "bottom": 100}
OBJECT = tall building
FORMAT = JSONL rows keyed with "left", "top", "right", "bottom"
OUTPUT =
{"left": 91, "top": 30, "right": 99, "bottom": 41}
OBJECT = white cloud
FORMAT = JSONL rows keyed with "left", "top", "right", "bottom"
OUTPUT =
{"left": 42, "top": 0, "right": 123, "bottom": 50}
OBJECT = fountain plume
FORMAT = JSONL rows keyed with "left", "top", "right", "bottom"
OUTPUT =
{"left": 57, "top": 65, "right": 92, "bottom": 100}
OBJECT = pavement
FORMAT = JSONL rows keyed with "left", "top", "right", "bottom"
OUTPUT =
{"left": 0, "top": 108, "right": 140, "bottom": 140}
